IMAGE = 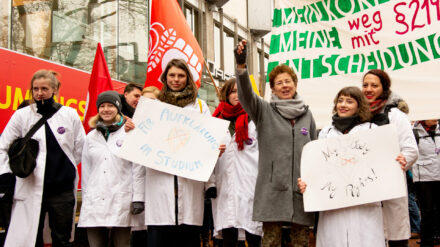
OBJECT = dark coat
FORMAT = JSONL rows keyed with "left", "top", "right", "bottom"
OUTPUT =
{"left": 119, "top": 94, "right": 135, "bottom": 118}
{"left": 236, "top": 69, "right": 316, "bottom": 226}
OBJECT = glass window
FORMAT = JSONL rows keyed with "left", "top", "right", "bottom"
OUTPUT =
{"left": 117, "top": 0, "right": 149, "bottom": 83}
{"left": 199, "top": 81, "right": 219, "bottom": 113}
{"left": 8, "top": 0, "right": 148, "bottom": 85}
{"left": 0, "top": 1, "right": 9, "bottom": 48}
{"left": 185, "top": 6, "right": 193, "bottom": 34}
{"left": 223, "top": 30, "right": 234, "bottom": 76}
{"left": 184, "top": 4, "right": 199, "bottom": 42}
{"left": 214, "top": 24, "right": 221, "bottom": 69}
{"left": 264, "top": 55, "right": 268, "bottom": 73}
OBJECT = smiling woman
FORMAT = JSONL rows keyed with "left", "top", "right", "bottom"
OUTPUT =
{"left": 360, "top": 69, "right": 419, "bottom": 246}
{"left": 79, "top": 90, "right": 144, "bottom": 247}
{"left": 298, "top": 86, "right": 385, "bottom": 247}
{"left": 234, "top": 40, "right": 317, "bottom": 247}
{"left": 128, "top": 58, "right": 213, "bottom": 247}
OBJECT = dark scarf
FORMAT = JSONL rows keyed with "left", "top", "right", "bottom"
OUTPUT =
{"left": 96, "top": 115, "right": 125, "bottom": 141}
{"left": 369, "top": 99, "right": 390, "bottom": 126}
{"left": 213, "top": 101, "right": 249, "bottom": 150}
{"left": 120, "top": 94, "right": 135, "bottom": 118}
{"left": 332, "top": 114, "right": 361, "bottom": 134}
{"left": 160, "top": 83, "right": 196, "bottom": 108}
{"left": 35, "top": 97, "right": 60, "bottom": 116}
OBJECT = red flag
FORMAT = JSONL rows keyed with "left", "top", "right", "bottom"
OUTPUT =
{"left": 83, "top": 43, "right": 114, "bottom": 133}
{"left": 146, "top": 0, "right": 204, "bottom": 89}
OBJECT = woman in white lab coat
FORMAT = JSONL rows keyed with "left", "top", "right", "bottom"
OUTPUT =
{"left": 78, "top": 91, "right": 144, "bottom": 247}
{"left": 361, "top": 69, "right": 418, "bottom": 246}
{"left": 126, "top": 59, "right": 214, "bottom": 247}
{"left": 298, "top": 86, "right": 386, "bottom": 247}
{"left": 211, "top": 78, "right": 262, "bottom": 247}
{"left": 0, "top": 70, "right": 85, "bottom": 247}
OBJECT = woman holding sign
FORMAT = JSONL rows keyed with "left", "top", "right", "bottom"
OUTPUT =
{"left": 211, "top": 78, "right": 263, "bottom": 246}
{"left": 234, "top": 40, "right": 316, "bottom": 247}
{"left": 78, "top": 91, "right": 144, "bottom": 247}
{"left": 362, "top": 69, "right": 418, "bottom": 247}
{"left": 127, "top": 59, "right": 215, "bottom": 247}
{"left": 298, "top": 86, "right": 385, "bottom": 247}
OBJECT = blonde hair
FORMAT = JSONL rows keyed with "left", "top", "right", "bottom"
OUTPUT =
{"left": 88, "top": 113, "right": 122, "bottom": 129}
{"left": 142, "top": 86, "right": 160, "bottom": 98}
{"left": 29, "top": 70, "right": 61, "bottom": 103}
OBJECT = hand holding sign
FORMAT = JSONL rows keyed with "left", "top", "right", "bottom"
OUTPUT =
{"left": 117, "top": 97, "right": 229, "bottom": 182}
{"left": 300, "top": 125, "right": 406, "bottom": 212}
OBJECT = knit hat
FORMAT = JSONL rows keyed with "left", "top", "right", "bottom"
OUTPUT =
{"left": 96, "top": 91, "right": 122, "bottom": 112}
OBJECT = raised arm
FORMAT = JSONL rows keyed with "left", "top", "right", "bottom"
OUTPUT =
{"left": 234, "top": 40, "right": 265, "bottom": 124}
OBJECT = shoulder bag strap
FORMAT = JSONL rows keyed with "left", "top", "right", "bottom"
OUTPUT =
{"left": 22, "top": 103, "right": 62, "bottom": 142}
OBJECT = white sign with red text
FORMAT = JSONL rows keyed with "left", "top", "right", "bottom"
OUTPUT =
{"left": 269, "top": 0, "right": 440, "bottom": 127}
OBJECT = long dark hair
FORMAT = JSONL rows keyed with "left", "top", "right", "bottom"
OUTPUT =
{"left": 333, "top": 86, "right": 372, "bottom": 122}
{"left": 362, "top": 69, "right": 391, "bottom": 100}
{"left": 158, "top": 59, "right": 197, "bottom": 103}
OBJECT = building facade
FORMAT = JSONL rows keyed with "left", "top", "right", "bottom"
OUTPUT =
{"left": 0, "top": 0, "right": 271, "bottom": 111}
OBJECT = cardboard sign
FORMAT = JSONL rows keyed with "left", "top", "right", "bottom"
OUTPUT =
{"left": 301, "top": 125, "right": 406, "bottom": 212}
{"left": 118, "top": 97, "right": 229, "bottom": 182}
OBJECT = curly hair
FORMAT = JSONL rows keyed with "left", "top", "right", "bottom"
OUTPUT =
{"left": 333, "top": 86, "right": 372, "bottom": 122}
{"left": 268, "top": 64, "right": 298, "bottom": 89}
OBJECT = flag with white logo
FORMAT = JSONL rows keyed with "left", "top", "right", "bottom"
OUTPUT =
{"left": 146, "top": 0, "right": 204, "bottom": 89}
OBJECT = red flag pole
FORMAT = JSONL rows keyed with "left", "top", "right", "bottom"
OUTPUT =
{"left": 82, "top": 43, "right": 114, "bottom": 133}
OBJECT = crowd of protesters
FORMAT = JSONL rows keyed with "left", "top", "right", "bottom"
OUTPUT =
{"left": 0, "top": 40, "right": 438, "bottom": 247}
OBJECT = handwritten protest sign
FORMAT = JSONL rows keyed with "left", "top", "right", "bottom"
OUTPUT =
{"left": 118, "top": 97, "right": 229, "bottom": 182}
{"left": 300, "top": 125, "right": 406, "bottom": 212}
{"left": 269, "top": 0, "right": 440, "bottom": 127}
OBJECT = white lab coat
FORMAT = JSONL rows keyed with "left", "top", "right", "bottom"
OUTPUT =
{"left": 411, "top": 123, "right": 440, "bottom": 182}
{"left": 78, "top": 125, "right": 144, "bottom": 227}
{"left": 382, "top": 108, "right": 419, "bottom": 241}
{"left": 211, "top": 121, "right": 263, "bottom": 238}
{"left": 316, "top": 122, "right": 385, "bottom": 247}
{"left": 139, "top": 99, "right": 215, "bottom": 226}
{"left": 0, "top": 104, "right": 85, "bottom": 247}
